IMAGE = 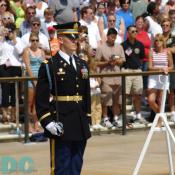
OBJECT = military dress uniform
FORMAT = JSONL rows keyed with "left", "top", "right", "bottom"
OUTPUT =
{"left": 35, "top": 22, "right": 91, "bottom": 175}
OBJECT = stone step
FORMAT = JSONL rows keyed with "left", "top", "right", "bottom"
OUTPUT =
{"left": 0, "top": 123, "right": 29, "bottom": 143}
{"left": 0, "top": 109, "right": 174, "bottom": 143}
{"left": 0, "top": 131, "right": 32, "bottom": 143}
{"left": 126, "top": 104, "right": 152, "bottom": 112}
{"left": 0, "top": 123, "right": 23, "bottom": 133}
{"left": 1, "top": 122, "right": 174, "bottom": 142}
{"left": 92, "top": 121, "right": 175, "bottom": 135}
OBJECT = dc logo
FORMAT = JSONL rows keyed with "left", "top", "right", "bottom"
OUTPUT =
{"left": 0, "top": 156, "right": 35, "bottom": 174}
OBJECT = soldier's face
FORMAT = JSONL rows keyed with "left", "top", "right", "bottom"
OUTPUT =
{"left": 61, "top": 36, "right": 78, "bottom": 54}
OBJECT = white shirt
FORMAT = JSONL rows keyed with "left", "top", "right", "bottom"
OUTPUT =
{"left": 79, "top": 19, "right": 101, "bottom": 49}
{"left": 45, "top": 21, "right": 57, "bottom": 29}
{"left": 90, "top": 77, "right": 101, "bottom": 95}
{"left": 36, "top": 2, "right": 48, "bottom": 22}
{"left": 151, "top": 0, "right": 168, "bottom": 7}
{"left": 21, "top": 32, "right": 50, "bottom": 50}
{"left": 145, "top": 16, "right": 163, "bottom": 38}
{"left": 59, "top": 50, "right": 77, "bottom": 70}
{"left": 0, "top": 37, "right": 24, "bottom": 66}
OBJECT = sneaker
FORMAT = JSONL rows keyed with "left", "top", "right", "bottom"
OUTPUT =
{"left": 137, "top": 117, "right": 149, "bottom": 125}
{"left": 170, "top": 113, "right": 175, "bottom": 123}
{"left": 116, "top": 119, "right": 123, "bottom": 128}
{"left": 112, "top": 120, "right": 119, "bottom": 127}
{"left": 103, "top": 119, "right": 115, "bottom": 129}
{"left": 170, "top": 117, "right": 175, "bottom": 123}
{"left": 90, "top": 126, "right": 94, "bottom": 132}
{"left": 91, "top": 125, "right": 98, "bottom": 130}
{"left": 96, "top": 124, "right": 108, "bottom": 131}
{"left": 112, "top": 120, "right": 122, "bottom": 128}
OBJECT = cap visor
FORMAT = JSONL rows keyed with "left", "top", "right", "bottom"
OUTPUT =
{"left": 65, "top": 34, "right": 79, "bottom": 40}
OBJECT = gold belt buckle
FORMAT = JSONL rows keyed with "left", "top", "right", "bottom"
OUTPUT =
{"left": 66, "top": 96, "right": 70, "bottom": 101}
{"left": 73, "top": 96, "right": 79, "bottom": 103}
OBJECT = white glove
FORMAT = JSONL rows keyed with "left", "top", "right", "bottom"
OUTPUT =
{"left": 46, "top": 121, "right": 64, "bottom": 136}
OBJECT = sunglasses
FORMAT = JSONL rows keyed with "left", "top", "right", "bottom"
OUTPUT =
{"left": 0, "top": 3, "right": 7, "bottom": 7}
{"left": 123, "top": 2, "right": 130, "bottom": 4}
{"left": 131, "top": 30, "right": 137, "bottom": 33}
{"left": 3, "top": 17, "right": 11, "bottom": 20}
{"left": 162, "top": 24, "right": 170, "bottom": 27}
{"left": 32, "top": 23, "right": 40, "bottom": 27}
{"left": 31, "top": 39, "right": 39, "bottom": 42}
{"left": 108, "top": 20, "right": 115, "bottom": 22}
{"left": 28, "top": 12, "right": 35, "bottom": 15}
{"left": 65, "top": 34, "right": 79, "bottom": 40}
{"left": 155, "top": 39, "right": 163, "bottom": 42}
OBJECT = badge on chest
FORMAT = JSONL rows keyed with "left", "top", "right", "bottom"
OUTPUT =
{"left": 125, "top": 47, "right": 132, "bottom": 56}
{"left": 57, "top": 68, "right": 65, "bottom": 75}
{"left": 81, "top": 66, "right": 88, "bottom": 79}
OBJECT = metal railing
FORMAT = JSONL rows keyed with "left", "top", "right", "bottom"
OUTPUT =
{"left": 0, "top": 77, "right": 36, "bottom": 143}
{"left": 0, "top": 70, "right": 175, "bottom": 143}
{"left": 91, "top": 70, "right": 175, "bottom": 135}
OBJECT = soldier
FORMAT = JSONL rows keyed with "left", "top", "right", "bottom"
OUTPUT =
{"left": 35, "top": 22, "right": 91, "bottom": 175}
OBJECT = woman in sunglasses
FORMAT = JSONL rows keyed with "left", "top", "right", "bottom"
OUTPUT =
{"left": 23, "top": 32, "right": 45, "bottom": 132}
{"left": 1, "top": 11, "right": 14, "bottom": 27}
{"left": 147, "top": 34, "right": 173, "bottom": 127}
{"left": 0, "top": 0, "right": 12, "bottom": 15}
{"left": 0, "top": 0, "right": 14, "bottom": 27}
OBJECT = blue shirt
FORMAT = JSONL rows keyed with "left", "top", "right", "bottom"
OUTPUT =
{"left": 116, "top": 9, "right": 134, "bottom": 40}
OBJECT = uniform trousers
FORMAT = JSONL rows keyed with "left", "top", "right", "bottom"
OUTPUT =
{"left": 0, "top": 65, "right": 21, "bottom": 107}
{"left": 50, "top": 138, "right": 87, "bottom": 175}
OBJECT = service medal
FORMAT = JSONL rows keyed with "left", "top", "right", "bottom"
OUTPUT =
{"left": 57, "top": 68, "right": 65, "bottom": 75}
{"left": 81, "top": 66, "right": 88, "bottom": 79}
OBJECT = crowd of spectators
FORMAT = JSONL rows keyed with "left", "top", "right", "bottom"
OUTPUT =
{"left": 0, "top": 0, "right": 175, "bottom": 132}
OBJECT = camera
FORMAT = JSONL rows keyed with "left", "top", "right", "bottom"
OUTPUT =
{"left": 5, "top": 36, "right": 10, "bottom": 40}
{"left": 110, "top": 55, "right": 119, "bottom": 60}
{"left": 5, "top": 30, "right": 13, "bottom": 41}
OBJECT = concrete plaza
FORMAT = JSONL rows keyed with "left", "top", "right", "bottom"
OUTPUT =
{"left": 0, "top": 129, "right": 175, "bottom": 175}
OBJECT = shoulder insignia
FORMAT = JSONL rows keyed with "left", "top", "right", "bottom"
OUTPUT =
{"left": 73, "top": 23, "right": 78, "bottom": 30}
{"left": 43, "top": 60, "right": 48, "bottom": 64}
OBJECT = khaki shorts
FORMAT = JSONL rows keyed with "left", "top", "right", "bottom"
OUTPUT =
{"left": 100, "top": 84, "right": 121, "bottom": 106}
{"left": 121, "top": 68, "right": 143, "bottom": 95}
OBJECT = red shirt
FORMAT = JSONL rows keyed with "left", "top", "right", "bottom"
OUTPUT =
{"left": 136, "top": 31, "right": 151, "bottom": 62}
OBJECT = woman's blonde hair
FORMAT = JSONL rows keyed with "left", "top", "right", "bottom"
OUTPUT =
{"left": 161, "top": 18, "right": 172, "bottom": 27}
{"left": 2, "top": 12, "right": 15, "bottom": 22}
{"left": 29, "top": 32, "right": 39, "bottom": 39}
{"left": 154, "top": 34, "right": 166, "bottom": 48}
